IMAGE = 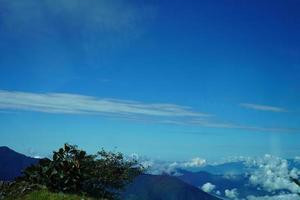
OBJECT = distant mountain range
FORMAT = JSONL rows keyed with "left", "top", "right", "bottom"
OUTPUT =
{"left": 0, "top": 146, "right": 220, "bottom": 200}
{"left": 196, "top": 161, "right": 248, "bottom": 175}
{"left": 123, "top": 174, "right": 220, "bottom": 200}
{"left": 5, "top": 146, "right": 299, "bottom": 199}
{"left": 0, "top": 146, "right": 38, "bottom": 181}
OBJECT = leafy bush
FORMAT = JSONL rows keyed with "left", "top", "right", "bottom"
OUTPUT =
{"left": 17, "top": 144, "right": 143, "bottom": 199}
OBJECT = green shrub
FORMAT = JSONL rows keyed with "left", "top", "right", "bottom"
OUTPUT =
{"left": 0, "top": 181, "right": 44, "bottom": 200}
{"left": 23, "top": 189, "right": 94, "bottom": 200}
{"left": 17, "top": 144, "right": 143, "bottom": 200}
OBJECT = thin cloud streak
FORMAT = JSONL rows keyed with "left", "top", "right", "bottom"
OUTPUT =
{"left": 0, "top": 90, "right": 298, "bottom": 134}
{"left": 240, "top": 103, "right": 288, "bottom": 112}
{"left": 0, "top": 90, "right": 210, "bottom": 118}
{"left": 187, "top": 120, "right": 300, "bottom": 133}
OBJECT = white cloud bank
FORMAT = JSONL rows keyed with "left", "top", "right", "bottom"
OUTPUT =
{"left": 134, "top": 156, "right": 206, "bottom": 175}
{"left": 247, "top": 154, "right": 300, "bottom": 194}
{"left": 182, "top": 157, "right": 207, "bottom": 168}
{"left": 247, "top": 194, "right": 300, "bottom": 200}
{"left": 134, "top": 154, "right": 300, "bottom": 200}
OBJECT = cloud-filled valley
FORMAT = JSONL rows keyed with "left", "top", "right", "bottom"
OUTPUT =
{"left": 132, "top": 154, "right": 300, "bottom": 200}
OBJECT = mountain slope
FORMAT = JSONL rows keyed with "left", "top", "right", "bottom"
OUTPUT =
{"left": 177, "top": 169, "right": 244, "bottom": 190}
{"left": 123, "top": 174, "right": 220, "bottom": 200}
{"left": 0, "top": 146, "right": 39, "bottom": 181}
{"left": 0, "top": 147, "right": 220, "bottom": 200}
{"left": 198, "top": 161, "right": 248, "bottom": 175}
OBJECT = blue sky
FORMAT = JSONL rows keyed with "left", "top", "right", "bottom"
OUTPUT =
{"left": 0, "top": 0, "right": 300, "bottom": 161}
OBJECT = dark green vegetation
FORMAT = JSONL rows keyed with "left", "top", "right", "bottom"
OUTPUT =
{"left": 23, "top": 189, "right": 93, "bottom": 200}
{"left": 1, "top": 185, "right": 93, "bottom": 200}
{"left": 0, "top": 144, "right": 143, "bottom": 200}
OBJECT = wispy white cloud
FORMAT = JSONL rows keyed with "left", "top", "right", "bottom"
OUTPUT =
{"left": 0, "top": 90, "right": 298, "bottom": 134}
{"left": 240, "top": 103, "right": 288, "bottom": 113}
{"left": 188, "top": 120, "right": 299, "bottom": 133}
{"left": 0, "top": 90, "right": 210, "bottom": 119}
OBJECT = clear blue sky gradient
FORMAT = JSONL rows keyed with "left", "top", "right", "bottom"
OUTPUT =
{"left": 0, "top": 0, "right": 300, "bottom": 161}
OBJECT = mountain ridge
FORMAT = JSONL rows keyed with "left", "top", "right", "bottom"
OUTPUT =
{"left": 0, "top": 146, "right": 39, "bottom": 181}
{"left": 0, "top": 146, "right": 220, "bottom": 200}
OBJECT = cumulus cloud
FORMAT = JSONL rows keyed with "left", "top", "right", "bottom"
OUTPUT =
{"left": 201, "top": 182, "right": 216, "bottom": 193}
{"left": 225, "top": 188, "right": 239, "bottom": 199}
{"left": 240, "top": 103, "right": 288, "bottom": 113}
{"left": 137, "top": 155, "right": 300, "bottom": 199}
{"left": 153, "top": 157, "right": 206, "bottom": 174}
{"left": 133, "top": 156, "right": 207, "bottom": 175}
{"left": 182, "top": 157, "right": 207, "bottom": 168}
{"left": 138, "top": 160, "right": 180, "bottom": 175}
{"left": 247, "top": 154, "right": 300, "bottom": 194}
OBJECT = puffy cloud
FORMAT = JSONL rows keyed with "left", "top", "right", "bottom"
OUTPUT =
{"left": 182, "top": 157, "right": 207, "bottom": 168}
{"left": 138, "top": 155, "right": 300, "bottom": 200}
{"left": 225, "top": 188, "right": 239, "bottom": 199}
{"left": 247, "top": 154, "right": 300, "bottom": 194}
{"left": 201, "top": 182, "right": 216, "bottom": 193}
{"left": 134, "top": 158, "right": 179, "bottom": 175}
{"left": 247, "top": 194, "right": 300, "bottom": 200}
{"left": 135, "top": 157, "right": 206, "bottom": 175}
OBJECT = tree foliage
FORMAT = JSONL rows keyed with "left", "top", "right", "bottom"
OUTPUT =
{"left": 17, "top": 144, "right": 143, "bottom": 199}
